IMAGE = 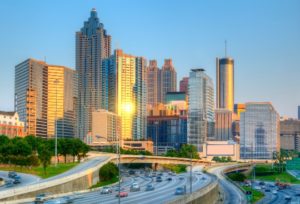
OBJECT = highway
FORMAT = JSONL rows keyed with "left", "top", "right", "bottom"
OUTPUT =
{"left": 208, "top": 165, "right": 246, "bottom": 204}
{"left": 0, "top": 171, "right": 40, "bottom": 191}
{"left": 28, "top": 170, "right": 213, "bottom": 204}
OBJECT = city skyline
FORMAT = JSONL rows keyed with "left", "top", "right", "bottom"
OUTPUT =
{"left": 0, "top": 1, "right": 300, "bottom": 118}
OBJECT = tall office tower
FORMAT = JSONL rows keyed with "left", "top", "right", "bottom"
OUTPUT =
{"left": 280, "top": 119, "right": 300, "bottom": 152}
{"left": 76, "top": 8, "right": 111, "bottom": 140}
{"left": 298, "top": 106, "right": 300, "bottom": 120}
{"left": 188, "top": 69, "right": 215, "bottom": 151}
{"left": 134, "top": 57, "right": 147, "bottom": 140}
{"left": 216, "top": 57, "right": 234, "bottom": 111}
{"left": 179, "top": 77, "right": 189, "bottom": 93}
{"left": 146, "top": 60, "right": 161, "bottom": 105}
{"left": 214, "top": 109, "right": 232, "bottom": 141}
{"left": 15, "top": 58, "right": 76, "bottom": 138}
{"left": 161, "top": 59, "right": 177, "bottom": 103}
{"left": 240, "top": 102, "right": 280, "bottom": 159}
{"left": 103, "top": 50, "right": 147, "bottom": 140}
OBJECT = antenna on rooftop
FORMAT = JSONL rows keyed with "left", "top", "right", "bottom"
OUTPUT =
{"left": 44, "top": 56, "right": 47, "bottom": 63}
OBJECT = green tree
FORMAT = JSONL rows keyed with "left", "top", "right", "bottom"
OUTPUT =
{"left": 38, "top": 144, "right": 52, "bottom": 175}
{"left": 99, "top": 162, "right": 119, "bottom": 181}
{"left": 24, "top": 135, "right": 40, "bottom": 153}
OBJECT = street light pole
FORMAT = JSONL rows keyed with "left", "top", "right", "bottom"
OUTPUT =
{"left": 117, "top": 138, "right": 121, "bottom": 204}
{"left": 190, "top": 151, "right": 192, "bottom": 194}
{"left": 54, "top": 79, "right": 59, "bottom": 167}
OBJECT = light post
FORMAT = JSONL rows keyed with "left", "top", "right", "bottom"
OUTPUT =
{"left": 190, "top": 151, "right": 193, "bottom": 194}
{"left": 154, "top": 121, "right": 159, "bottom": 156}
{"left": 54, "top": 79, "right": 59, "bottom": 167}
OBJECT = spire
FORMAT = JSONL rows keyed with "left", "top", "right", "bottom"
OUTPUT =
{"left": 91, "top": 8, "right": 97, "bottom": 18}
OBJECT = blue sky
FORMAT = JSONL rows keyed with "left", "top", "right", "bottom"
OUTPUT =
{"left": 0, "top": 0, "right": 299, "bottom": 117}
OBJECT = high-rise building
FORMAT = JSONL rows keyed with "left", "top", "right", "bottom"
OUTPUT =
{"left": 188, "top": 69, "right": 214, "bottom": 151}
{"left": 240, "top": 102, "right": 280, "bottom": 160}
{"left": 280, "top": 119, "right": 300, "bottom": 152}
{"left": 215, "top": 109, "right": 232, "bottom": 141}
{"left": 146, "top": 60, "right": 161, "bottom": 106}
{"left": 103, "top": 50, "right": 147, "bottom": 140}
{"left": 161, "top": 59, "right": 177, "bottom": 103}
{"left": 298, "top": 106, "right": 300, "bottom": 120}
{"left": 179, "top": 77, "right": 189, "bottom": 93}
{"left": 76, "top": 8, "right": 111, "bottom": 140}
{"left": 216, "top": 57, "right": 234, "bottom": 111}
{"left": 15, "top": 58, "right": 76, "bottom": 138}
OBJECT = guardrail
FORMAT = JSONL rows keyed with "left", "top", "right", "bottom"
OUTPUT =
{"left": 0, "top": 155, "right": 115, "bottom": 200}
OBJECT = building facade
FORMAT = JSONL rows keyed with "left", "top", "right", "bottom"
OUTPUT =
{"left": 15, "top": 58, "right": 76, "bottom": 138}
{"left": 188, "top": 69, "right": 214, "bottom": 151}
{"left": 240, "top": 102, "right": 280, "bottom": 160}
{"left": 161, "top": 59, "right": 177, "bottom": 103}
{"left": 0, "top": 111, "right": 25, "bottom": 138}
{"left": 214, "top": 109, "right": 232, "bottom": 141}
{"left": 179, "top": 77, "right": 189, "bottom": 93}
{"left": 216, "top": 57, "right": 234, "bottom": 111}
{"left": 280, "top": 119, "right": 300, "bottom": 152}
{"left": 91, "top": 109, "right": 121, "bottom": 145}
{"left": 146, "top": 60, "right": 161, "bottom": 106}
{"left": 76, "top": 8, "right": 111, "bottom": 140}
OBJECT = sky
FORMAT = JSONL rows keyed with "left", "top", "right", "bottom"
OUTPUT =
{"left": 0, "top": 0, "right": 299, "bottom": 117}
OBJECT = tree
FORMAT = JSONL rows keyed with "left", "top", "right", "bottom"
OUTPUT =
{"left": 99, "top": 162, "right": 119, "bottom": 181}
{"left": 59, "top": 139, "right": 71, "bottom": 163}
{"left": 24, "top": 135, "right": 40, "bottom": 153}
{"left": 38, "top": 144, "right": 52, "bottom": 175}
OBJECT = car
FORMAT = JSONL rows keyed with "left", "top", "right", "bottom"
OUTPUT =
{"left": 130, "top": 183, "right": 140, "bottom": 192}
{"left": 179, "top": 177, "right": 184, "bottom": 180}
{"left": 5, "top": 180, "right": 14, "bottom": 188}
{"left": 254, "top": 186, "right": 261, "bottom": 190}
{"left": 285, "top": 195, "right": 292, "bottom": 201}
{"left": 116, "top": 191, "right": 128, "bottom": 198}
{"left": 272, "top": 190, "right": 278, "bottom": 195}
{"left": 145, "top": 184, "right": 155, "bottom": 191}
{"left": 128, "top": 170, "right": 135, "bottom": 175}
{"left": 35, "top": 193, "right": 52, "bottom": 203}
{"left": 156, "top": 176, "right": 162, "bottom": 182}
{"left": 101, "top": 187, "right": 113, "bottom": 194}
{"left": 44, "top": 196, "right": 74, "bottom": 204}
{"left": 167, "top": 177, "right": 172, "bottom": 181}
{"left": 295, "top": 192, "right": 300, "bottom": 197}
{"left": 158, "top": 173, "right": 163, "bottom": 176}
{"left": 265, "top": 189, "right": 271, "bottom": 192}
{"left": 13, "top": 179, "right": 21, "bottom": 184}
{"left": 175, "top": 187, "right": 186, "bottom": 195}
{"left": 201, "top": 177, "right": 206, "bottom": 180}
{"left": 8, "top": 171, "right": 17, "bottom": 178}
{"left": 114, "top": 186, "right": 124, "bottom": 192}
{"left": 259, "top": 181, "right": 265, "bottom": 185}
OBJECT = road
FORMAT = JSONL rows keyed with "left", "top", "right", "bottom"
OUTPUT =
{"left": 0, "top": 171, "right": 40, "bottom": 191}
{"left": 209, "top": 165, "right": 246, "bottom": 204}
{"left": 27, "top": 170, "right": 214, "bottom": 204}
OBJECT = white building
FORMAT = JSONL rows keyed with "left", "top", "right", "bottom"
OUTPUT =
{"left": 240, "top": 102, "right": 280, "bottom": 160}
{"left": 0, "top": 111, "right": 24, "bottom": 138}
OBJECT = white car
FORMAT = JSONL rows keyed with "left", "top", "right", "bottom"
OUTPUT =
{"left": 272, "top": 190, "right": 278, "bottom": 195}
{"left": 254, "top": 186, "right": 261, "bottom": 190}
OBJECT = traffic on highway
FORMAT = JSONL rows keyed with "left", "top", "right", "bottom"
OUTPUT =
{"left": 27, "top": 169, "right": 212, "bottom": 204}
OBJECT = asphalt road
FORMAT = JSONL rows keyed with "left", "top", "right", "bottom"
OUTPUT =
{"left": 0, "top": 171, "right": 40, "bottom": 191}
{"left": 30, "top": 170, "right": 213, "bottom": 204}
{"left": 209, "top": 165, "right": 247, "bottom": 204}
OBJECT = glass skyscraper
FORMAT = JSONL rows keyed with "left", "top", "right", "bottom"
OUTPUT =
{"left": 240, "top": 102, "right": 280, "bottom": 159}
{"left": 76, "top": 8, "right": 111, "bottom": 139}
{"left": 187, "top": 69, "right": 214, "bottom": 151}
{"left": 15, "top": 58, "right": 76, "bottom": 138}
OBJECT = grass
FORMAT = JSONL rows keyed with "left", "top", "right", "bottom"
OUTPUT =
{"left": 0, "top": 162, "right": 78, "bottom": 179}
{"left": 247, "top": 164, "right": 300, "bottom": 184}
{"left": 242, "top": 186, "right": 264, "bottom": 204}
{"left": 161, "top": 164, "right": 187, "bottom": 173}
{"left": 89, "top": 176, "right": 119, "bottom": 189}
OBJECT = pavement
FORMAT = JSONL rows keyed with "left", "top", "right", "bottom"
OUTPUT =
{"left": 208, "top": 165, "right": 247, "bottom": 204}
{"left": 0, "top": 171, "right": 41, "bottom": 191}
{"left": 24, "top": 169, "right": 213, "bottom": 204}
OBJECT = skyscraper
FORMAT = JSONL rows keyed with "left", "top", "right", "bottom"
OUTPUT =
{"left": 15, "top": 58, "right": 76, "bottom": 138}
{"left": 216, "top": 57, "right": 234, "bottom": 111}
{"left": 103, "top": 50, "right": 147, "bottom": 140}
{"left": 188, "top": 69, "right": 214, "bottom": 151}
{"left": 214, "top": 109, "right": 232, "bottom": 141}
{"left": 298, "top": 106, "right": 300, "bottom": 120}
{"left": 76, "top": 8, "right": 111, "bottom": 139}
{"left": 161, "top": 59, "right": 177, "bottom": 103}
{"left": 240, "top": 102, "right": 280, "bottom": 159}
{"left": 146, "top": 60, "right": 161, "bottom": 106}
{"left": 179, "top": 77, "right": 189, "bottom": 93}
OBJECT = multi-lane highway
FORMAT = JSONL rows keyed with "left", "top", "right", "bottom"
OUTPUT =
{"left": 209, "top": 165, "right": 246, "bottom": 204}
{"left": 27, "top": 170, "right": 213, "bottom": 204}
{"left": 0, "top": 171, "right": 40, "bottom": 190}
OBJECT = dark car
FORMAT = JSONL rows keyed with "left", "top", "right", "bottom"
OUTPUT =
{"left": 128, "top": 170, "right": 135, "bottom": 175}
{"left": 35, "top": 193, "right": 52, "bottom": 204}
{"left": 5, "top": 180, "right": 14, "bottom": 188}
{"left": 145, "top": 184, "right": 155, "bottom": 191}
{"left": 167, "top": 177, "right": 172, "bottom": 181}
{"left": 8, "top": 171, "right": 17, "bottom": 178}
{"left": 265, "top": 189, "right": 271, "bottom": 192}
{"left": 259, "top": 181, "right": 265, "bottom": 185}
{"left": 156, "top": 176, "right": 162, "bottom": 182}
{"left": 175, "top": 187, "right": 186, "bottom": 195}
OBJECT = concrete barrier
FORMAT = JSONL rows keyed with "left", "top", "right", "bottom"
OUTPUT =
{"left": 166, "top": 174, "right": 220, "bottom": 204}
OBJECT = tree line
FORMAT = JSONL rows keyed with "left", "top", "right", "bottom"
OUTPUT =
{"left": 0, "top": 135, "right": 89, "bottom": 174}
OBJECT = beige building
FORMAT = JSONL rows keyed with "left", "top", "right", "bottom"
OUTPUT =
{"left": 201, "top": 141, "right": 240, "bottom": 161}
{"left": 122, "top": 140, "right": 153, "bottom": 153}
{"left": 0, "top": 111, "right": 25, "bottom": 138}
{"left": 214, "top": 109, "right": 232, "bottom": 141}
{"left": 91, "top": 109, "right": 121, "bottom": 145}
{"left": 280, "top": 119, "right": 300, "bottom": 152}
